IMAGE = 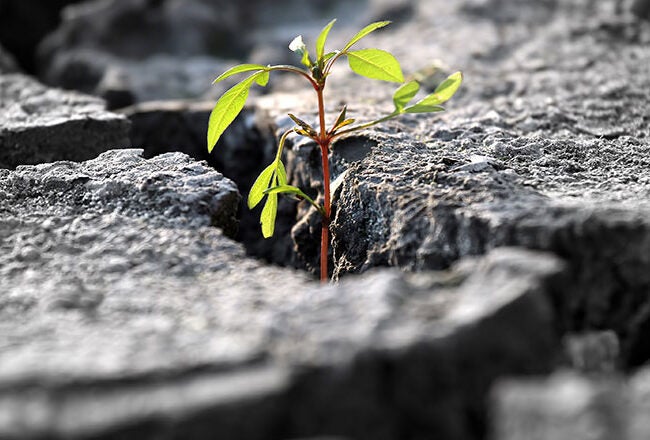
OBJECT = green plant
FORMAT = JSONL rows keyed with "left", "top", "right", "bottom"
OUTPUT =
{"left": 208, "top": 19, "right": 462, "bottom": 283}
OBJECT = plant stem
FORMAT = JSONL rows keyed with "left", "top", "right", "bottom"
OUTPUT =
{"left": 316, "top": 86, "right": 331, "bottom": 283}
{"left": 268, "top": 65, "right": 319, "bottom": 89}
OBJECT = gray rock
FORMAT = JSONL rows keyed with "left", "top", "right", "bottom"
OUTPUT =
{"left": 119, "top": 100, "right": 294, "bottom": 264}
{"left": 0, "top": 44, "right": 19, "bottom": 73}
{"left": 38, "top": 0, "right": 248, "bottom": 65}
{"left": 0, "top": 74, "right": 130, "bottom": 168}
{"left": 629, "top": 368, "right": 650, "bottom": 440}
{"left": 563, "top": 331, "right": 620, "bottom": 373}
{"left": 631, "top": 0, "right": 650, "bottom": 18}
{"left": 492, "top": 372, "right": 627, "bottom": 440}
{"left": 245, "top": 0, "right": 650, "bottom": 368}
{"left": 493, "top": 366, "right": 650, "bottom": 440}
{"left": 42, "top": 50, "right": 234, "bottom": 108}
{"left": 0, "top": 150, "right": 567, "bottom": 439}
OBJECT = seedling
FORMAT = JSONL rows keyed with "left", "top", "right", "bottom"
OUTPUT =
{"left": 208, "top": 19, "right": 462, "bottom": 283}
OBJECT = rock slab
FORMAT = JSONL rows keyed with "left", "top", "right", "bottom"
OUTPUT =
{"left": 0, "top": 74, "right": 130, "bottom": 169}
{"left": 0, "top": 149, "right": 566, "bottom": 439}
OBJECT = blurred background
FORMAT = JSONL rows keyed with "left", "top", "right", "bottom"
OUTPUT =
{"left": 0, "top": 0, "right": 414, "bottom": 107}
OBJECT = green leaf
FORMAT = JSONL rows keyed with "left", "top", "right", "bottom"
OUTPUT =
{"left": 260, "top": 192, "right": 278, "bottom": 238}
{"left": 347, "top": 49, "right": 404, "bottom": 83}
{"left": 264, "top": 184, "right": 309, "bottom": 198}
{"left": 255, "top": 70, "right": 270, "bottom": 86}
{"left": 333, "top": 105, "right": 347, "bottom": 128}
{"left": 403, "top": 104, "right": 445, "bottom": 114}
{"left": 277, "top": 161, "right": 287, "bottom": 186}
{"left": 316, "top": 19, "right": 336, "bottom": 60}
{"left": 208, "top": 72, "right": 266, "bottom": 152}
{"left": 288, "top": 113, "right": 317, "bottom": 136}
{"left": 322, "top": 51, "right": 337, "bottom": 63}
{"left": 289, "top": 35, "right": 311, "bottom": 67}
{"left": 213, "top": 64, "right": 268, "bottom": 84}
{"left": 393, "top": 80, "right": 420, "bottom": 111}
{"left": 416, "top": 71, "right": 463, "bottom": 106}
{"left": 342, "top": 21, "right": 391, "bottom": 52}
{"left": 330, "top": 119, "right": 355, "bottom": 135}
{"left": 264, "top": 185, "right": 324, "bottom": 216}
{"left": 335, "top": 118, "right": 355, "bottom": 130}
{"left": 248, "top": 163, "right": 276, "bottom": 209}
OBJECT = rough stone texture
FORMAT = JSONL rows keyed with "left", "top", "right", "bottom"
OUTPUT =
{"left": 563, "top": 331, "right": 621, "bottom": 374}
{"left": 247, "top": 0, "right": 650, "bottom": 367}
{"left": 493, "top": 368, "right": 650, "bottom": 440}
{"left": 0, "top": 74, "right": 130, "bottom": 169}
{"left": 0, "top": 150, "right": 566, "bottom": 439}
{"left": 119, "top": 100, "right": 294, "bottom": 264}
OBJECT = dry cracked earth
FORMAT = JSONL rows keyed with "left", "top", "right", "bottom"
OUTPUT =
{"left": 1, "top": 0, "right": 650, "bottom": 439}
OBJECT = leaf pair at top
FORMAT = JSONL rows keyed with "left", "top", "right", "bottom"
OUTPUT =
{"left": 207, "top": 19, "right": 404, "bottom": 154}
{"left": 288, "top": 19, "right": 403, "bottom": 83}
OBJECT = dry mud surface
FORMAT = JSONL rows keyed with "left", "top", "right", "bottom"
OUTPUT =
{"left": 1, "top": 0, "right": 650, "bottom": 439}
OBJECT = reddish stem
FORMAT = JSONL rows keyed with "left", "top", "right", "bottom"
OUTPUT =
{"left": 316, "top": 86, "right": 331, "bottom": 283}
{"left": 319, "top": 141, "right": 331, "bottom": 283}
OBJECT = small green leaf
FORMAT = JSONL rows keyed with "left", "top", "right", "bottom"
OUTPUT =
{"left": 261, "top": 192, "right": 278, "bottom": 238}
{"left": 435, "top": 71, "right": 463, "bottom": 95}
{"left": 393, "top": 80, "right": 420, "bottom": 111}
{"left": 294, "top": 128, "right": 312, "bottom": 137}
{"left": 277, "top": 161, "right": 287, "bottom": 186}
{"left": 213, "top": 64, "right": 268, "bottom": 84}
{"left": 415, "top": 71, "right": 463, "bottom": 106}
{"left": 208, "top": 72, "right": 266, "bottom": 152}
{"left": 342, "top": 21, "right": 391, "bottom": 52}
{"left": 403, "top": 104, "right": 445, "bottom": 114}
{"left": 316, "top": 19, "right": 336, "bottom": 60}
{"left": 264, "top": 184, "right": 307, "bottom": 198}
{"left": 255, "top": 70, "right": 270, "bottom": 86}
{"left": 264, "top": 185, "right": 324, "bottom": 216}
{"left": 288, "top": 113, "right": 317, "bottom": 136}
{"left": 336, "top": 119, "right": 356, "bottom": 130}
{"left": 347, "top": 49, "right": 404, "bottom": 83}
{"left": 248, "top": 163, "right": 276, "bottom": 209}
{"left": 322, "top": 51, "right": 337, "bottom": 63}
{"left": 333, "top": 119, "right": 355, "bottom": 131}
{"left": 289, "top": 35, "right": 311, "bottom": 67}
{"left": 333, "top": 105, "right": 347, "bottom": 128}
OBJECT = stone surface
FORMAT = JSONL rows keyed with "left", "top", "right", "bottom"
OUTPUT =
{"left": 246, "top": 0, "right": 650, "bottom": 367}
{"left": 492, "top": 372, "right": 627, "bottom": 440}
{"left": 119, "top": 100, "right": 294, "bottom": 264}
{"left": 38, "top": 0, "right": 247, "bottom": 63}
{"left": 0, "top": 44, "right": 19, "bottom": 73}
{"left": 34, "top": 0, "right": 417, "bottom": 105}
{"left": 493, "top": 367, "right": 650, "bottom": 440}
{"left": 632, "top": 0, "right": 650, "bottom": 18}
{"left": 0, "top": 150, "right": 566, "bottom": 438}
{"left": 563, "top": 331, "right": 621, "bottom": 374}
{"left": 0, "top": 73, "right": 130, "bottom": 168}
{"left": 42, "top": 50, "right": 234, "bottom": 108}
